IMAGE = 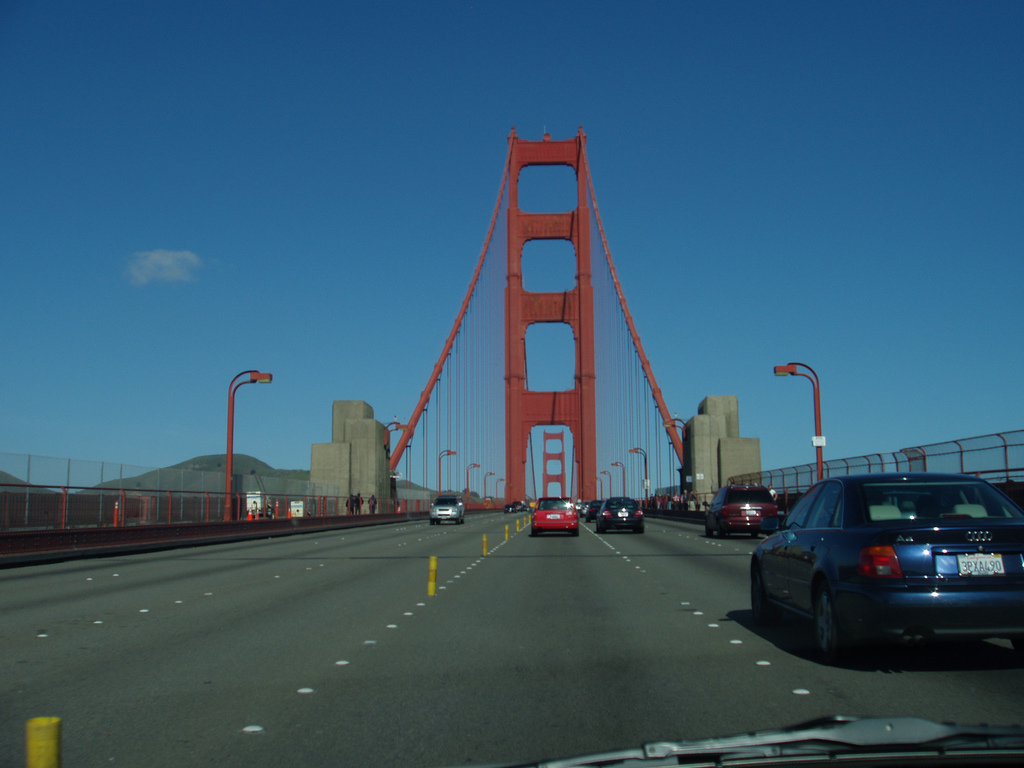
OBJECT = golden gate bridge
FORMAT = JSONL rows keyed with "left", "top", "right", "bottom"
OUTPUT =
{"left": 389, "top": 128, "right": 684, "bottom": 503}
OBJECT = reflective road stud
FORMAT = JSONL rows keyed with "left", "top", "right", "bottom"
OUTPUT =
{"left": 26, "top": 717, "right": 61, "bottom": 768}
{"left": 427, "top": 556, "right": 438, "bottom": 596}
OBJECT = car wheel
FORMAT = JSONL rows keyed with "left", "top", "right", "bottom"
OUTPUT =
{"left": 813, "top": 583, "right": 845, "bottom": 665}
{"left": 704, "top": 518, "right": 713, "bottom": 537}
{"left": 530, "top": 527, "right": 537, "bottom": 537}
{"left": 571, "top": 528, "right": 579, "bottom": 537}
{"left": 636, "top": 526, "right": 644, "bottom": 534}
{"left": 1011, "top": 638, "right": 1024, "bottom": 657}
{"left": 750, "top": 563, "right": 781, "bottom": 626}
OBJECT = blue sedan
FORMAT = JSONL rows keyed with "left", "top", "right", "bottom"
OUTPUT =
{"left": 750, "top": 473, "right": 1024, "bottom": 664}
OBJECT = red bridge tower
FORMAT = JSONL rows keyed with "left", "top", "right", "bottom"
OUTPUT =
{"left": 504, "top": 128, "right": 596, "bottom": 504}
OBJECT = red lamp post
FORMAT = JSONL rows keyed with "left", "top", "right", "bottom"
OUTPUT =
{"left": 665, "top": 415, "right": 689, "bottom": 494}
{"left": 774, "top": 362, "right": 824, "bottom": 482}
{"left": 224, "top": 370, "right": 273, "bottom": 520}
{"left": 629, "top": 447, "right": 649, "bottom": 503}
{"left": 600, "top": 469, "right": 611, "bottom": 498}
{"left": 465, "top": 462, "right": 480, "bottom": 500}
{"left": 483, "top": 471, "right": 496, "bottom": 500}
{"left": 495, "top": 477, "right": 505, "bottom": 500}
{"left": 437, "top": 449, "right": 456, "bottom": 494}
{"left": 611, "top": 461, "right": 625, "bottom": 497}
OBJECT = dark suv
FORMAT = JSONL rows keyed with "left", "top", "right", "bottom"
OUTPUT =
{"left": 705, "top": 485, "right": 777, "bottom": 538}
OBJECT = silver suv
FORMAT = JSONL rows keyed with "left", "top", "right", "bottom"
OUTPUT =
{"left": 430, "top": 495, "right": 464, "bottom": 525}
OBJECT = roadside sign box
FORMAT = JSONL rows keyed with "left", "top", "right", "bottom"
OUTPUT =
{"left": 289, "top": 500, "right": 305, "bottom": 518}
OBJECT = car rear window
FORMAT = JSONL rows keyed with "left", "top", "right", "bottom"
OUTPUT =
{"left": 537, "top": 498, "right": 573, "bottom": 510}
{"left": 605, "top": 498, "right": 638, "bottom": 509}
{"left": 861, "top": 480, "right": 1024, "bottom": 522}
{"left": 726, "top": 488, "right": 774, "bottom": 504}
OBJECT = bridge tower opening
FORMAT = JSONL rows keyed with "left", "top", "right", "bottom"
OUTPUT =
{"left": 505, "top": 128, "right": 596, "bottom": 504}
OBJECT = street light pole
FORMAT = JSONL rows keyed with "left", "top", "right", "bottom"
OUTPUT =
{"left": 629, "top": 447, "right": 649, "bottom": 503}
{"left": 600, "top": 470, "right": 611, "bottom": 498}
{"left": 224, "top": 370, "right": 273, "bottom": 520}
{"left": 611, "top": 461, "right": 625, "bottom": 496}
{"left": 496, "top": 477, "right": 505, "bottom": 500}
{"left": 665, "top": 415, "right": 688, "bottom": 495}
{"left": 465, "top": 462, "right": 480, "bottom": 500}
{"left": 774, "top": 362, "right": 824, "bottom": 482}
{"left": 437, "top": 449, "right": 456, "bottom": 494}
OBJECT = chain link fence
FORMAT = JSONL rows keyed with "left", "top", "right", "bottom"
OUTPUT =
{"left": 728, "top": 430, "right": 1024, "bottom": 509}
{"left": 0, "top": 451, "right": 339, "bottom": 496}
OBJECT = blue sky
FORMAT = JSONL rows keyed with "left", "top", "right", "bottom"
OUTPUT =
{"left": 1, "top": 1, "right": 1021, "bottom": 476}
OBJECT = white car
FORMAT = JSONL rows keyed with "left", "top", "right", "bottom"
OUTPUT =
{"left": 430, "top": 495, "right": 464, "bottom": 525}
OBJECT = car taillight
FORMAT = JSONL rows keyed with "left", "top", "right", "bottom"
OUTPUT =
{"left": 858, "top": 545, "right": 904, "bottom": 578}
{"left": 635, "top": 510, "right": 643, "bottom": 517}
{"left": 602, "top": 511, "right": 612, "bottom": 517}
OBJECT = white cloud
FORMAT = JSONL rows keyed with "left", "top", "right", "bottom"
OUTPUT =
{"left": 126, "top": 250, "right": 202, "bottom": 286}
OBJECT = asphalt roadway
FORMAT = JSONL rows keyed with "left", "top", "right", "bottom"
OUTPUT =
{"left": 3, "top": 512, "right": 1024, "bottom": 767}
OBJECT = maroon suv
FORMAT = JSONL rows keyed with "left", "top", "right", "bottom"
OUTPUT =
{"left": 705, "top": 485, "right": 777, "bottom": 538}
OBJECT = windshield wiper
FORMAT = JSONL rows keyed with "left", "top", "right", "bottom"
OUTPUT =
{"left": 532, "top": 716, "right": 1024, "bottom": 767}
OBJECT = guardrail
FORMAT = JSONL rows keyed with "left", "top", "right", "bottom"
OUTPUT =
{"left": 727, "top": 430, "right": 1024, "bottom": 509}
{"left": 0, "top": 483, "right": 506, "bottom": 565}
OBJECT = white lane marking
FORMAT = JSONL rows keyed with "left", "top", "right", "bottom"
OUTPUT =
{"left": 756, "top": 661, "right": 771, "bottom": 666}
{"left": 730, "top": 640, "right": 743, "bottom": 644}
{"left": 792, "top": 688, "right": 810, "bottom": 695}
{"left": 243, "top": 725, "right": 265, "bottom": 734}
{"left": 335, "top": 660, "right": 349, "bottom": 666}
{"left": 297, "top": 688, "right": 315, "bottom": 694}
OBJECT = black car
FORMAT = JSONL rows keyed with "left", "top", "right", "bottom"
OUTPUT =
{"left": 585, "top": 499, "right": 603, "bottom": 522}
{"left": 595, "top": 497, "right": 644, "bottom": 533}
{"left": 750, "top": 473, "right": 1024, "bottom": 664}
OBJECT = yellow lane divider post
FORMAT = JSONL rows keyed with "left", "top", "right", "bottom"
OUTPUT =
{"left": 427, "top": 556, "right": 438, "bottom": 596}
{"left": 515, "top": 519, "right": 520, "bottom": 533}
{"left": 26, "top": 717, "right": 61, "bottom": 768}
{"left": 482, "top": 534, "right": 488, "bottom": 556}
{"left": 505, "top": 524, "right": 509, "bottom": 541}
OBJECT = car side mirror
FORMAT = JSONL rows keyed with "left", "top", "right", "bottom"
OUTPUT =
{"left": 760, "top": 516, "right": 781, "bottom": 534}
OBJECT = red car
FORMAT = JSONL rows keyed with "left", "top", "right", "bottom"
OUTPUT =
{"left": 530, "top": 497, "right": 579, "bottom": 536}
{"left": 705, "top": 484, "right": 778, "bottom": 538}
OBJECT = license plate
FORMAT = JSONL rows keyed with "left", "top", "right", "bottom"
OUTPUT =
{"left": 618, "top": 511, "right": 629, "bottom": 517}
{"left": 745, "top": 510, "right": 759, "bottom": 516}
{"left": 548, "top": 514, "right": 562, "bottom": 520}
{"left": 957, "top": 553, "right": 1005, "bottom": 576}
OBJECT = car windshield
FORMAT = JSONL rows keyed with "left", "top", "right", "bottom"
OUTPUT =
{"left": 434, "top": 496, "right": 460, "bottom": 506}
{"left": 861, "top": 480, "right": 1024, "bottom": 522}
